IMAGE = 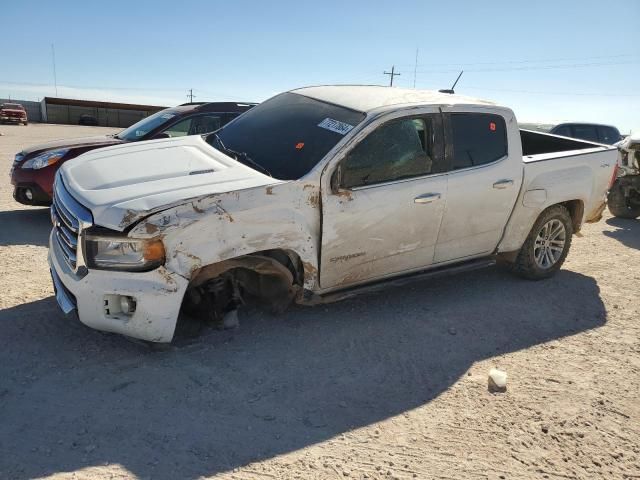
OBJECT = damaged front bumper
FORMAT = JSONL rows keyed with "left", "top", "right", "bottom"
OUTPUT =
{"left": 48, "top": 230, "right": 189, "bottom": 342}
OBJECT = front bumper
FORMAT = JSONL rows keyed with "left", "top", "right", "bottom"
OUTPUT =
{"left": 48, "top": 230, "right": 189, "bottom": 342}
{"left": 12, "top": 182, "right": 52, "bottom": 206}
{"left": 11, "top": 163, "right": 57, "bottom": 205}
{"left": 1, "top": 116, "right": 26, "bottom": 123}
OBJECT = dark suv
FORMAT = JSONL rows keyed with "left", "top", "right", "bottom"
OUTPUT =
{"left": 549, "top": 123, "right": 622, "bottom": 145}
{"left": 11, "top": 102, "right": 256, "bottom": 205}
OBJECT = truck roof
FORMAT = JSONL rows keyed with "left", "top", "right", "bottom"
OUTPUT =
{"left": 290, "top": 85, "right": 496, "bottom": 113}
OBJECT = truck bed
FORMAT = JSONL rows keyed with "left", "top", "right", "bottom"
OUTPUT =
{"left": 497, "top": 129, "right": 618, "bottom": 254}
{"left": 520, "top": 129, "right": 608, "bottom": 162}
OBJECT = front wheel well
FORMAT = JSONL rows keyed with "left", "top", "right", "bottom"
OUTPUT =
{"left": 177, "top": 249, "right": 305, "bottom": 333}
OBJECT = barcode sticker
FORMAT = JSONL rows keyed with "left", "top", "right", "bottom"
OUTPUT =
{"left": 318, "top": 118, "right": 355, "bottom": 135}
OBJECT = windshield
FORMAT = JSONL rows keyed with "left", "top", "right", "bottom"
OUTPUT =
{"left": 207, "top": 92, "right": 366, "bottom": 180}
{"left": 116, "top": 109, "right": 180, "bottom": 141}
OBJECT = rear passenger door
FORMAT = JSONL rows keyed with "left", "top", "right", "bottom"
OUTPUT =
{"left": 434, "top": 109, "right": 522, "bottom": 263}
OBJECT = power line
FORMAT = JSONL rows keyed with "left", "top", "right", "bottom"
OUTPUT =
{"left": 460, "top": 86, "right": 640, "bottom": 98}
{"left": 51, "top": 44, "right": 58, "bottom": 97}
{"left": 0, "top": 79, "right": 188, "bottom": 92}
{"left": 187, "top": 88, "right": 196, "bottom": 102}
{"left": 394, "top": 53, "right": 639, "bottom": 68}
{"left": 383, "top": 65, "right": 401, "bottom": 87}
{"left": 413, "top": 49, "right": 419, "bottom": 88}
{"left": 414, "top": 60, "right": 639, "bottom": 74}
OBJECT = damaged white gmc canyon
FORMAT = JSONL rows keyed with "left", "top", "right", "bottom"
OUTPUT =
{"left": 48, "top": 86, "right": 618, "bottom": 342}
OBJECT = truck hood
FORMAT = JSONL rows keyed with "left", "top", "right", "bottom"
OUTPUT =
{"left": 20, "top": 135, "right": 124, "bottom": 158}
{"left": 60, "top": 135, "right": 279, "bottom": 231}
{"left": 1, "top": 108, "right": 26, "bottom": 114}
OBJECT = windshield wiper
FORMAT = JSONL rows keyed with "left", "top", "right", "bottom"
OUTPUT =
{"left": 212, "top": 133, "right": 272, "bottom": 177}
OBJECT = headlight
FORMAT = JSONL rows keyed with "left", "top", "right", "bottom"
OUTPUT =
{"left": 85, "top": 236, "right": 165, "bottom": 271}
{"left": 21, "top": 149, "right": 69, "bottom": 169}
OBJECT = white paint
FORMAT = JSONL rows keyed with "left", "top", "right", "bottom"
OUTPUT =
{"left": 60, "top": 135, "right": 279, "bottom": 231}
{"left": 49, "top": 85, "right": 619, "bottom": 342}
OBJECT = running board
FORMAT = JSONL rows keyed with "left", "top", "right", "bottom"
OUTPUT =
{"left": 303, "top": 257, "right": 497, "bottom": 305}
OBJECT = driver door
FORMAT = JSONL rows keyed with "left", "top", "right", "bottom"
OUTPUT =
{"left": 320, "top": 111, "right": 448, "bottom": 289}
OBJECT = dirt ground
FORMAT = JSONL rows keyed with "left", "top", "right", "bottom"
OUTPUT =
{"left": 0, "top": 123, "right": 638, "bottom": 480}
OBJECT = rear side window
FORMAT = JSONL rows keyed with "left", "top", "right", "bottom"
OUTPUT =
{"left": 598, "top": 126, "right": 621, "bottom": 145}
{"left": 190, "top": 115, "right": 221, "bottom": 135}
{"left": 450, "top": 113, "right": 507, "bottom": 169}
{"left": 571, "top": 125, "right": 599, "bottom": 143}
{"left": 552, "top": 125, "right": 571, "bottom": 137}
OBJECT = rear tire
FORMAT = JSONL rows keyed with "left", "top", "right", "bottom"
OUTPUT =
{"left": 511, "top": 205, "right": 573, "bottom": 280}
{"left": 607, "top": 180, "right": 640, "bottom": 219}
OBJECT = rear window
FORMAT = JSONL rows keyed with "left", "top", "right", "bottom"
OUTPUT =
{"left": 450, "top": 113, "right": 507, "bottom": 169}
{"left": 1, "top": 103, "right": 24, "bottom": 110}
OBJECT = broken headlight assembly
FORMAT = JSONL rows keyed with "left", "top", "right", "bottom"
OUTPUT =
{"left": 84, "top": 235, "right": 165, "bottom": 272}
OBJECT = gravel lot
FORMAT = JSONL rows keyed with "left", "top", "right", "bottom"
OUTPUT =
{"left": 0, "top": 124, "right": 639, "bottom": 480}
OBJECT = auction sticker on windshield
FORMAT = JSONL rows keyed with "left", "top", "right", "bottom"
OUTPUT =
{"left": 318, "top": 118, "right": 355, "bottom": 135}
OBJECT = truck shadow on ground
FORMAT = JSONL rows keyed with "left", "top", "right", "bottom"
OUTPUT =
{"left": 0, "top": 207, "right": 51, "bottom": 247}
{"left": 0, "top": 268, "right": 606, "bottom": 479}
{"left": 604, "top": 217, "right": 640, "bottom": 249}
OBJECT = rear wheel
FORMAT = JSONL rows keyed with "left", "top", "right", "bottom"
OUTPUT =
{"left": 511, "top": 205, "right": 573, "bottom": 280}
{"left": 607, "top": 180, "right": 640, "bottom": 219}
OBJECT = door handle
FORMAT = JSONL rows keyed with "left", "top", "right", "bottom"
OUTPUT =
{"left": 493, "top": 179, "right": 514, "bottom": 189}
{"left": 414, "top": 193, "right": 441, "bottom": 204}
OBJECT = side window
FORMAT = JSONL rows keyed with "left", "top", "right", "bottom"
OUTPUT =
{"left": 341, "top": 116, "right": 439, "bottom": 189}
{"left": 190, "top": 115, "right": 221, "bottom": 135}
{"left": 162, "top": 118, "right": 192, "bottom": 137}
{"left": 571, "top": 124, "right": 599, "bottom": 143}
{"left": 598, "top": 126, "right": 620, "bottom": 145}
{"left": 552, "top": 125, "right": 572, "bottom": 137}
{"left": 450, "top": 113, "right": 507, "bottom": 169}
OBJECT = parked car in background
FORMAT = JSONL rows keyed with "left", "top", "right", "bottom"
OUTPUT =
{"left": 608, "top": 134, "right": 640, "bottom": 218}
{"left": 47, "top": 86, "right": 618, "bottom": 342}
{"left": 10, "top": 101, "right": 256, "bottom": 205}
{"left": 78, "top": 114, "right": 99, "bottom": 126}
{"left": 550, "top": 122, "right": 622, "bottom": 145}
{"left": 0, "top": 103, "right": 28, "bottom": 125}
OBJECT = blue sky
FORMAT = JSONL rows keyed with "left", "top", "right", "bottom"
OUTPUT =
{"left": 2, "top": 0, "right": 639, "bottom": 133}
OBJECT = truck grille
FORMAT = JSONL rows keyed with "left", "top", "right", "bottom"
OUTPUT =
{"left": 50, "top": 177, "right": 92, "bottom": 271}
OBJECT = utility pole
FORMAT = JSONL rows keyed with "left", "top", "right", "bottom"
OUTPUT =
{"left": 413, "top": 48, "right": 419, "bottom": 88}
{"left": 383, "top": 65, "right": 401, "bottom": 87}
{"left": 51, "top": 44, "right": 58, "bottom": 97}
{"left": 187, "top": 89, "right": 196, "bottom": 103}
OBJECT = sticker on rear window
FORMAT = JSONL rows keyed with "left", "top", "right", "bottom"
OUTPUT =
{"left": 318, "top": 118, "right": 354, "bottom": 135}
{"left": 161, "top": 113, "right": 176, "bottom": 119}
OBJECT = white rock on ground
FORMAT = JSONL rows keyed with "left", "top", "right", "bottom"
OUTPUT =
{"left": 488, "top": 368, "right": 508, "bottom": 392}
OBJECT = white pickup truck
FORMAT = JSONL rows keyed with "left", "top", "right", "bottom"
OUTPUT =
{"left": 48, "top": 86, "right": 618, "bottom": 342}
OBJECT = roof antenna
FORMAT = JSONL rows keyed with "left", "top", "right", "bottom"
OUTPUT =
{"left": 439, "top": 70, "right": 463, "bottom": 94}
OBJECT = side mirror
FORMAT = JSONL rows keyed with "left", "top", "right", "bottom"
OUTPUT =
{"left": 331, "top": 165, "right": 343, "bottom": 193}
{"left": 153, "top": 132, "right": 171, "bottom": 139}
